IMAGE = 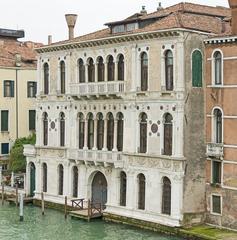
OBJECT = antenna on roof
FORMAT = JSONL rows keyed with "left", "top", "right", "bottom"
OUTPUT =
{"left": 157, "top": 2, "right": 163, "bottom": 11}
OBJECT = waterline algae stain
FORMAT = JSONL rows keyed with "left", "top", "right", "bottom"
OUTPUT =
{"left": 0, "top": 204, "right": 182, "bottom": 240}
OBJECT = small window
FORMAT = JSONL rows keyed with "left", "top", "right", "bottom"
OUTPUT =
{"left": 87, "top": 113, "right": 94, "bottom": 150}
{"left": 112, "top": 25, "right": 125, "bottom": 33}
{"left": 78, "top": 113, "right": 85, "bottom": 149}
{"left": 58, "top": 164, "right": 64, "bottom": 195}
{"left": 165, "top": 50, "right": 174, "bottom": 91}
{"left": 4, "top": 80, "right": 14, "bottom": 97}
{"left": 43, "top": 112, "right": 48, "bottom": 146}
{"left": 60, "top": 61, "right": 66, "bottom": 94}
{"left": 43, "top": 63, "right": 49, "bottom": 95}
{"left": 139, "top": 113, "right": 147, "bottom": 153}
{"left": 27, "top": 81, "right": 37, "bottom": 98}
{"left": 213, "top": 109, "right": 222, "bottom": 144}
{"left": 1, "top": 143, "right": 9, "bottom": 155}
{"left": 107, "top": 113, "right": 114, "bottom": 151}
{"left": 60, "top": 112, "right": 65, "bottom": 147}
{"left": 98, "top": 57, "right": 104, "bottom": 82}
{"left": 214, "top": 51, "right": 222, "bottom": 85}
{"left": 212, "top": 195, "right": 221, "bottom": 215}
{"left": 212, "top": 161, "right": 221, "bottom": 184}
{"left": 137, "top": 173, "right": 146, "bottom": 210}
{"left": 118, "top": 55, "right": 124, "bottom": 81}
{"left": 1, "top": 110, "right": 9, "bottom": 132}
{"left": 29, "top": 110, "right": 36, "bottom": 131}
{"left": 141, "top": 52, "right": 148, "bottom": 91}
{"left": 192, "top": 50, "right": 202, "bottom": 87}
{"left": 107, "top": 56, "right": 114, "bottom": 81}
{"left": 78, "top": 59, "right": 85, "bottom": 83}
{"left": 88, "top": 58, "right": 95, "bottom": 83}
{"left": 42, "top": 163, "right": 47, "bottom": 193}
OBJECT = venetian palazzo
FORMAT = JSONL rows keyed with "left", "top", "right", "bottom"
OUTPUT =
{"left": 24, "top": 2, "right": 231, "bottom": 227}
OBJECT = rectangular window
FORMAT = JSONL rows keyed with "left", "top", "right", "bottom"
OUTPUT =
{"left": 4, "top": 80, "right": 14, "bottom": 97}
{"left": 212, "top": 161, "right": 221, "bottom": 184}
{"left": 1, "top": 110, "right": 9, "bottom": 132}
{"left": 27, "top": 81, "right": 37, "bottom": 98}
{"left": 112, "top": 25, "right": 125, "bottom": 33}
{"left": 29, "top": 110, "right": 36, "bottom": 131}
{"left": 212, "top": 195, "right": 221, "bottom": 215}
{"left": 1, "top": 143, "right": 9, "bottom": 155}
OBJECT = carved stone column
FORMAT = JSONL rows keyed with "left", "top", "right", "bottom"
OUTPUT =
{"left": 85, "top": 64, "right": 88, "bottom": 83}
{"left": 83, "top": 119, "right": 88, "bottom": 150}
{"left": 114, "top": 60, "right": 118, "bottom": 81}
{"left": 103, "top": 118, "right": 108, "bottom": 151}
{"left": 113, "top": 119, "right": 118, "bottom": 151}
{"left": 93, "top": 117, "right": 98, "bottom": 150}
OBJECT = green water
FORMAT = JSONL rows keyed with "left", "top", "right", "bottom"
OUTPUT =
{"left": 0, "top": 204, "right": 183, "bottom": 240}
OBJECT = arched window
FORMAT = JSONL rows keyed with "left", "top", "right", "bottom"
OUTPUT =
{"left": 78, "top": 113, "right": 85, "bottom": 149}
{"left": 98, "top": 57, "right": 104, "bottom": 82}
{"left": 139, "top": 113, "right": 147, "bottom": 153}
{"left": 163, "top": 113, "right": 173, "bottom": 156}
{"left": 137, "top": 173, "right": 145, "bottom": 210}
{"left": 97, "top": 113, "right": 104, "bottom": 150}
{"left": 141, "top": 52, "right": 148, "bottom": 91}
{"left": 43, "top": 112, "right": 48, "bottom": 146}
{"left": 107, "top": 113, "right": 114, "bottom": 151}
{"left": 78, "top": 59, "right": 85, "bottom": 83}
{"left": 214, "top": 51, "right": 222, "bottom": 85}
{"left": 118, "top": 54, "right": 124, "bottom": 81}
{"left": 192, "top": 50, "right": 202, "bottom": 87}
{"left": 108, "top": 55, "right": 114, "bottom": 81}
{"left": 120, "top": 171, "right": 127, "bottom": 206}
{"left": 72, "top": 166, "right": 78, "bottom": 198}
{"left": 87, "top": 113, "right": 94, "bottom": 150}
{"left": 42, "top": 163, "right": 47, "bottom": 193}
{"left": 60, "top": 112, "right": 65, "bottom": 147}
{"left": 43, "top": 63, "right": 49, "bottom": 95}
{"left": 165, "top": 50, "right": 174, "bottom": 91}
{"left": 60, "top": 61, "right": 66, "bottom": 94}
{"left": 162, "top": 177, "right": 171, "bottom": 215}
{"left": 117, "top": 113, "right": 124, "bottom": 151}
{"left": 58, "top": 164, "right": 64, "bottom": 195}
{"left": 214, "top": 109, "right": 222, "bottom": 143}
{"left": 88, "top": 58, "right": 95, "bottom": 83}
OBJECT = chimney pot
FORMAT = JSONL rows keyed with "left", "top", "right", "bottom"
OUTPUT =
{"left": 140, "top": 6, "right": 147, "bottom": 15}
{"left": 65, "top": 14, "right": 78, "bottom": 40}
{"left": 229, "top": 0, "right": 237, "bottom": 35}
{"left": 48, "top": 35, "right": 52, "bottom": 45}
{"left": 157, "top": 2, "right": 163, "bottom": 11}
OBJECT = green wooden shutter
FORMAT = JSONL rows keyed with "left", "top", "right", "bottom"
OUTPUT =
{"left": 192, "top": 50, "right": 203, "bottom": 87}
{"left": 1, "top": 110, "right": 9, "bottom": 131}
{"left": 10, "top": 81, "right": 14, "bottom": 97}
{"left": 29, "top": 110, "right": 36, "bottom": 130}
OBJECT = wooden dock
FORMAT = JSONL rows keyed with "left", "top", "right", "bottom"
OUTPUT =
{"left": 6, "top": 197, "right": 33, "bottom": 206}
{"left": 68, "top": 198, "right": 103, "bottom": 221}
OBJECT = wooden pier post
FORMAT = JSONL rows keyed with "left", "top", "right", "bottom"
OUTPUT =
{"left": 87, "top": 199, "right": 91, "bottom": 222}
{"left": 41, "top": 192, "right": 45, "bottom": 215}
{"left": 1, "top": 183, "right": 4, "bottom": 205}
{"left": 64, "top": 196, "right": 67, "bottom": 219}
{"left": 19, "top": 193, "right": 24, "bottom": 221}
{"left": 15, "top": 183, "right": 18, "bottom": 207}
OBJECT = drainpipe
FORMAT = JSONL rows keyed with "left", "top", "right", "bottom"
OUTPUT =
{"left": 16, "top": 68, "right": 19, "bottom": 139}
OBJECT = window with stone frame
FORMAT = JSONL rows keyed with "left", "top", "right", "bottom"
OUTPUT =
{"left": 137, "top": 173, "right": 146, "bottom": 210}
{"left": 97, "top": 113, "right": 104, "bottom": 150}
{"left": 29, "top": 110, "right": 36, "bottom": 131}
{"left": 118, "top": 54, "right": 124, "bottom": 81}
{"left": 139, "top": 113, "right": 147, "bottom": 153}
{"left": 42, "top": 163, "right": 47, "bottom": 193}
{"left": 58, "top": 164, "right": 64, "bottom": 195}
{"left": 212, "top": 195, "right": 221, "bottom": 215}
{"left": 213, "top": 109, "right": 222, "bottom": 144}
{"left": 60, "top": 61, "right": 66, "bottom": 94}
{"left": 1, "top": 143, "right": 9, "bottom": 155}
{"left": 43, "top": 112, "right": 48, "bottom": 146}
{"left": 1, "top": 110, "right": 9, "bottom": 132}
{"left": 78, "top": 113, "right": 85, "bottom": 149}
{"left": 107, "top": 55, "right": 115, "bottom": 81}
{"left": 60, "top": 112, "right": 65, "bottom": 147}
{"left": 72, "top": 166, "right": 78, "bottom": 198}
{"left": 43, "top": 63, "right": 49, "bottom": 94}
{"left": 107, "top": 113, "right": 114, "bottom": 151}
{"left": 98, "top": 57, "right": 104, "bottom": 82}
{"left": 165, "top": 50, "right": 174, "bottom": 91}
{"left": 140, "top": 52, "right": 148, "bottom": 91}
{"left": 162, "top": 177, "right": 171, "bottom": 215}
{"left": 27, "top": 81, "right": 37, "bottom": 98}
{"left": 88, "top": 58, "right": 95, "bottom": 83}
{"left": 117, "top": 113, "right": 124, "bottom": 151}
{"left": 212, "top": 161, "right": 221, "bottom": 184}
{"left": 192, "top": 50, "right": 203, "bottom": 87}
{"left": 120, "top": 171, "right": 127, "bottom": 206}
{"left": 78, "top": 58, "right": 85, "bottom": 83}
{"left": 87, "top": 113, "right": 94, "bottom": 150}
{"left": 214, "top": 51, "right": 222, "bottom": 85}
{"left": 4, "top": 80, "right": 14, "bottom": 97}
{"left": 163, "top": 113, "right": 173, "bottom": 156}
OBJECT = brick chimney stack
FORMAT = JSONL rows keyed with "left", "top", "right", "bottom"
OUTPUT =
{"left": 229, "top": 0, "right": 237, "bottom": 35}
{"left": 65, "top": 14, "right": 77, "bottom": 40}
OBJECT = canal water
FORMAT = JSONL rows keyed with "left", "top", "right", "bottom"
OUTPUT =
{"left": 0, "top": 204, "right": 183, "bottom": 240}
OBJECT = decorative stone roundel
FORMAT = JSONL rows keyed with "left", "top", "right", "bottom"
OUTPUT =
{"left": 50, "top": 121, "right": 56, "bottom": 130}
{"left": 151, "top": 123, "right": 158, "bottom": 134}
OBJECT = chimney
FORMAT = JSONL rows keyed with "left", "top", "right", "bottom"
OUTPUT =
{"left": 48, "top": 35, "right": 52, "bottom": 45}
{"left": 140, "top": 6, "right": 147, "bottom": 15}
{"left": 229, "top": 0, "right": 237, "bottom": 35}
{"left": 15, "top": 54, "right": 21, "bottom": 67}
{"left": 157, "top": 2, "right": 163, "bottom": 11}
{"left": 65, "top": 14, "right": 77, "bottom": 40}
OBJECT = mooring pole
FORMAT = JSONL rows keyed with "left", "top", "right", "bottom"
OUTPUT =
{"left": 41, "top": 192, "right": 45, "bottom": 215}
{"left": 16, "top": 183, "right": 18, "bottom": 207}
{"left": 19, "top": 193, "right": 24, "bottom": 221}
{"left": 64, "top": 196, "right": 67, "bottom": 219}
{"left": 1, "top": 183, "right": 4, "bottom": 205}
{"left": 11, "top": 172, "right": 14, "bottom": 187}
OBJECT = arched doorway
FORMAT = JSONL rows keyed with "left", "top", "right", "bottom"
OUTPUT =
{"left": 29, "top": 162, "right": 36, "bottom": 197}
{"left": 91, "top": 172, "right": 107, "bottom": 209}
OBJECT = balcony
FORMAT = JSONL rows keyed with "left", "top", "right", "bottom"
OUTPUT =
{"left": 69, "top": 81, "right": 125, "bottom": 98}
{"left": 68, "top": 149, "right": 123, "bottom": 168}
{"left": 23, "top": 144, "right": 36, "bottom": 157}
{"left": 206, "top": 143, "right": 224, "bottom": 159}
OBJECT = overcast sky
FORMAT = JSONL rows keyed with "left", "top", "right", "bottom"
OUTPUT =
{"left": 0, "top": 0, "right": 229, "bottom": 44}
